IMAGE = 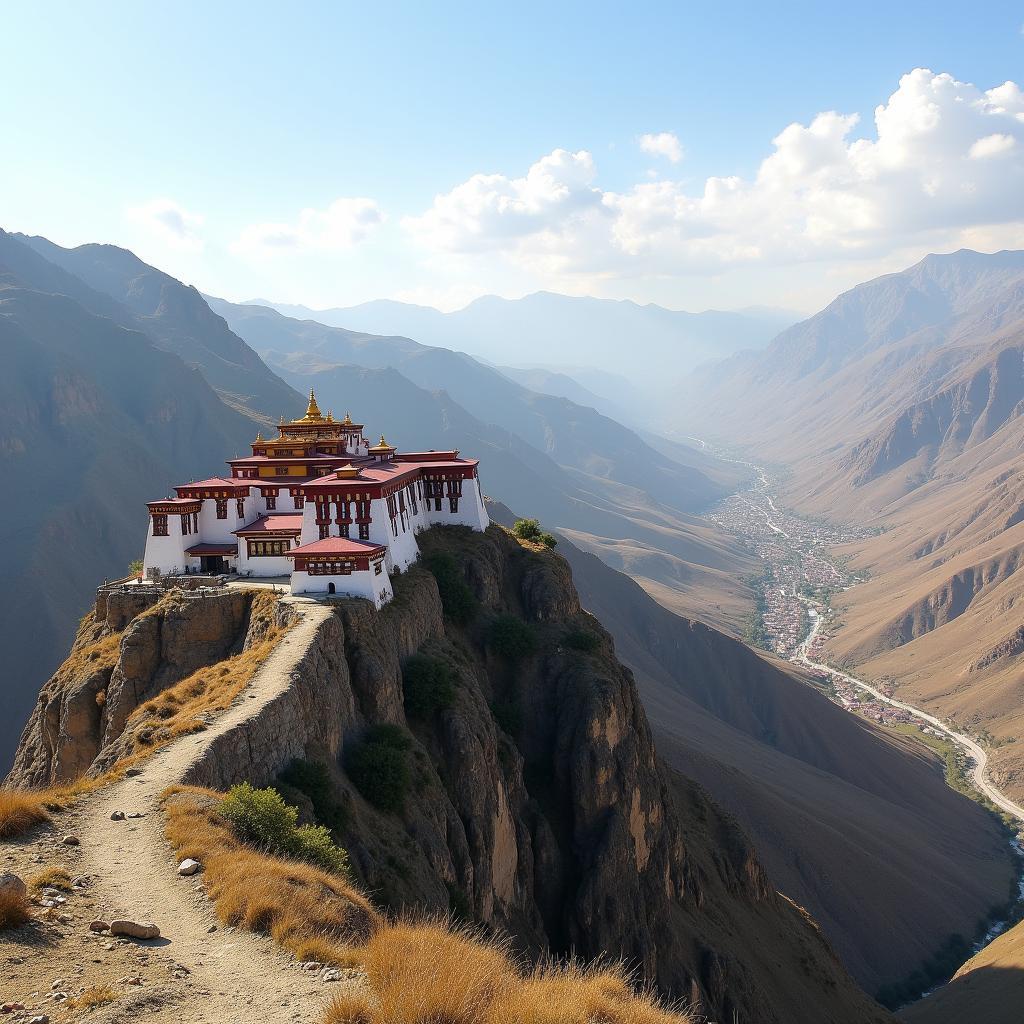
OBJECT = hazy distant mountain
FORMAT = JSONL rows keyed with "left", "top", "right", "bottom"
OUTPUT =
{"left": 18, "top": 235, "right": 301, "bottom": 421}
{"left": 249, "top": 291, "right": 797, "bottom": 392}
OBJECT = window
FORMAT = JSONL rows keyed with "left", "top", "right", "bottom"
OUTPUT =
{"left": 247, "top": 539, "right": 291, "bottom": 557}
{"left": 275, "top": 466, "right": 290, "bottom": 476}
{"left": 236, "top": 498, "right": 245, "bottom": 518}
{"left": 215, "top": 499, "right": 228, "bottom": 520}
{"left": 358, "top": 522, "right": 370, "bottom": 540}
{"left": 318, "top": 523, "right": 330, "bottom": 540}
{"left": 152, "top": 514, "right": 168, "bottom": 537}
{"left": 449, "top": 496, "right": 460, "bottom": 513}
{"left": 265, "top": 494, "right": 276, "bottom": 510}
{"left": 374, "top": 561, "right": 383, "bottom": 575}
{"left": 180, "top": 514, "right": 191, "bottom": 535}
{"left": 293, "top": 495, "right": 305, "bottom": 510}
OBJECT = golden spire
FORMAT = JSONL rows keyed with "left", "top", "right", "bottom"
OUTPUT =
{"left": 255, "top": 431, "right": 264, "bottom": 442}
{"left": 303, "top": 388, "right": 323, "bottom": 421}
{"left": 326, "top": 410, "right": 334, "bottom": 422}
{"left": 342, "top": 411, "right": 353, "bottom": 426}
{"left": 379, "top": 434, "right": 387, "bottom": 446}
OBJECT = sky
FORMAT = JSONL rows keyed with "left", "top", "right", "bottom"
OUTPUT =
{"left": 2, "top": 1, "right": 1024, "bottom": 314}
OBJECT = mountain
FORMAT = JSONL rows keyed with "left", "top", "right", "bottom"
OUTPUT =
{"left": 208, "top": 296, "right": 759, "bottom": 632}
{"left": 5, "top": 524, "right": 892, "bottom": 1024}
{"left": 16, "top": 234, "right": 301, "bottom": 421}
{"left": 251, "top": 290, "right": 797, "bottom": 392}
{"left": 0, "top": 239, "right": 261, "bottom": 770}
{"left": 677, "top": 249, "right": 1024, "bottom": 808}
{"left": 487, "top": 503, "right": 1017, "bottom": 1000}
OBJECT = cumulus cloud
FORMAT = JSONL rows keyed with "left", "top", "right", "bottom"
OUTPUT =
{"left": 404, "top": 69, "right": 1024, "bottom": 282}
{"left": 233, "top": 197, "right": 384, "bottom": 257}
{"left": 127, "top": 198, "right": 204, "bottom": 250}
{"left": 639, "top": 131, "right": 684, "bottom": 163}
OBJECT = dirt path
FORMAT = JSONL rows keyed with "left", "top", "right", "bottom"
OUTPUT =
{"left": 5, "top": 598, "right": 352, "bottom": 1024}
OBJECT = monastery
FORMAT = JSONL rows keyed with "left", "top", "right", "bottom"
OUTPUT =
{"left": 142, "top": 391, "right": 489, "bottom": 607}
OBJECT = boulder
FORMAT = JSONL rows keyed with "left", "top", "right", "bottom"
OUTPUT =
{"left": 0, "top": 873, "right": 27, "bottom": 900}
{"left": 109, "top": 919, "right": 160, "bottom": 940}
{"left": 177, "top": 859, "right": 201, "bottom": 876}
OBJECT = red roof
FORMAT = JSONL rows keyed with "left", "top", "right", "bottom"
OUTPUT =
{"left": 177, "top": 476, "right": 247, "bottom": 490}
{"left": 147, "top": 497, "right": 202, "bottom": 507}
{"left": 286, "top": 538, "right": 387, "bottom": 558}
{"left": 186, "top": 543, "right": 239, "bottom": 556}
{"left": 303, "top": 456, "right": 478, "bottom": 491}
{"left": 233, "top": 514, "right": 304, "bottom": 536}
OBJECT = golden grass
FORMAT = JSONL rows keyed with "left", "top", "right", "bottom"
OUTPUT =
{"left": 321, "top": 926, "right": 693, "bottom": 1024}
{"left": 164, "top": 787, "right": 379, "bottom": 960}
{"left": 28, "top": 867, "right": 73, "bottom": 895}
{"left": 67, "top": 985, "right": 118, "bottom": 1010}
{"left": 0, "top": 789, "right": 52, "bottom": 839}
{"left": 0, "top": 887, "right": 31, "bottom": 930}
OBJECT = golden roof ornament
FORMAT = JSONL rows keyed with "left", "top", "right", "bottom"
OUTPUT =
{"left": 302, "top": 388, "right": 324, "bottom": 421}
{"left": 342, "top": 412, "right": 353, "bottom": 426}
{"left": 255, "top": 432, "right": 264, "bottom": 442}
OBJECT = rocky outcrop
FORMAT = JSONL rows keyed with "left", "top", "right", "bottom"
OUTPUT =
{"left": 6, "top": 587, "right": 279, "bottom": 787}
{"left": 5, "top": 526, "right": 890, "bottom": 1024}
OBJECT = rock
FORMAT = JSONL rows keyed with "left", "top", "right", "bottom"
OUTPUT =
{"left": 89, "top": 920, "right": 110, "bottom": 933}
{"left": 206, "top": 923, "right": 217, "bottom": 933}
{"left": 321, "top": 968, "right": 343, "bottom": 982}
{"left": 125, "top": 768, "right": 143, "bottom": 777}
{"left": 110, "top": 811, "right": 125, "bottom": 821}
{"left": 2, "top": 1004, "right": 25, "bottom": 1014}
{"left": 109, "top": 919, "right": 160, "bottom": 940}
{"left": 28, "top": 1016, "right": 49, "bottom": 1024}
{"left": 302, "top": 961, "right": 322, "bottom": 971}
{"left": 62, "top": 835, "right": 80, "bottom": 846}
{"left": 51, "top": 981, "right": 66, "bottom": 990}
{"left": 177, "top": 859, "right": 201, "bottom": 876}
{"left": 125, "top": 812, "right": 144, "bottom": 819}
{"left": 0, "top": 873, "right": 27, "bottom": 900}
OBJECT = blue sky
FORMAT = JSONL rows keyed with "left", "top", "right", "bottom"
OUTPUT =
{"left": 3, "top": 1, "right": 1024, "bottom": 312}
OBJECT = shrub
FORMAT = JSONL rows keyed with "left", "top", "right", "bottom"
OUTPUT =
{"left": 403, "top": 655, "right": 456, "bottom": 718}
{"left": 513, "top": 519, "right": 557, "bottom": 548}
{"left": 220, "top": 783, "right": 298, "bottom": 851}
{"left": 512, "top": 518, "right": 542, "bottom": 541}
{"left": 347, "top": 725, "right": 413, "bottom": 813}
{"left": 490, "top": 698, "right": 523, "bottom": 737}
{"left": 220, "top": 782, "right": 350, "bottom": 874}
{"left": 424, "top": 552, "right": 477, "bottom": 624}
{"left": 488, "top": 616, "right": 537, "bottom": 662}
{"left": 563, "top": 629, "right": 600, "bottom": 653}
{"left": 29, "top": 867, "right": 72, "bottom": 895}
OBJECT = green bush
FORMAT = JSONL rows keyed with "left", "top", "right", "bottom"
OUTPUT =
{"left": 220, "top": 782, "right": 297, "bottom": 850}
{"left": 347, "top": 725, "right": 413, "bottom": 813}
{"left": 563, "top": 629, "right": 600, "bottom": 652}
{"left": 512, "top": 518, "right": 542, "bottom": 541}
{"left": 219, "top": 782, "right": 351, "bottom": 876}
{"left": 513, "top": 519, "right": 556, "bottom": 548}
{"left": 424, "top": 552, "right": 477, "bottom": 624}
{"left": 292, "top": 823, "right": 351, "bottom": 874}
{"left": 488, "top": 615, "right": 537, "bottom": 662}
{"left": 403, "top": 654, "right": 456, "bottom": 718}
{"left": 490, "top": 697, "right": 523, "bottom": 736}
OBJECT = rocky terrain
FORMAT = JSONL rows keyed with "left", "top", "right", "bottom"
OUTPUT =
{"left": 5, "top": 526, "right": 891, "bottom": 1024}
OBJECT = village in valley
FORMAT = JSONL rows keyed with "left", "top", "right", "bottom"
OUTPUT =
{"left": 707, "top": 479, "right": 949, "bottom": 740}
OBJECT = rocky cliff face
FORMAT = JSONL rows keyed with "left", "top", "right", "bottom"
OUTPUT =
{"left": 7, "top": 526, "right": 890, "bottom": 1024}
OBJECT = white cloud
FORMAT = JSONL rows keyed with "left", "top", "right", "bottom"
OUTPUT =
{"left": 970, "top": 133, "right": 1016, "bottom": 159}
{"left": 233, "top": 197, "right": 384, "bottom": 257}
{"left": 638, "top": 131, "right": 684, "bottom": 163}
{"left": 403, "top": 69, "right": 1024, "bottom": 286}
{"left": 127, "top": 198, "right": 204, "bottom": 251}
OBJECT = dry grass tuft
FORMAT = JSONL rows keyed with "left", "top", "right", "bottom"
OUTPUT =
{"left": 0, "top": 789, "right": 52, "bottom": 839}
{"left": 67, "top": 985, "right": 118, "bottom": 1010}
{"left": 0, "top": 887, "right": 31, "bottom": 930}
{"left": 323, "top": 991, "right": 376, "bottom": 1024}
{"left": 359, "top": 921, "right": 518, "bottom": 1022}
{"left": 165, "top": 787, "right": 379, "bottom": 961}
{"left": 28, "top": 867, "right": 73, "bottom": 895}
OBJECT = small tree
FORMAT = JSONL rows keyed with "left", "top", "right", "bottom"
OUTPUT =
{"left": 128, "top": 559, "right": 144, "bottom": 577}
{"left": 424, "top": 552, "right": 476, "bottom": 624}
{"left": 513, "top": 519, "right": 557, "bottom": 548}
{"left": 347, "top": 725, "right": 413, "bottom": 813}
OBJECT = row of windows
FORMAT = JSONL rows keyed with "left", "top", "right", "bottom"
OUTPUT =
{"left": 246, "top": 539, "right": 292, "bottom": 557}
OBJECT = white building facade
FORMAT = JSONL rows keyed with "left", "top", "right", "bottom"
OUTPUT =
{"left": 142, "top": 392, "right": 488, "bottom": 608}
